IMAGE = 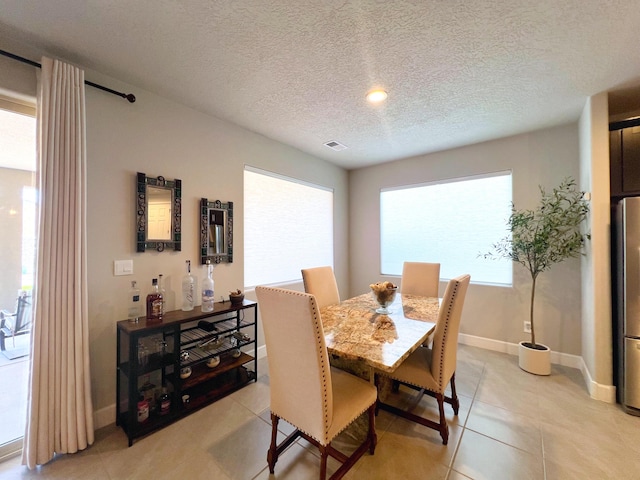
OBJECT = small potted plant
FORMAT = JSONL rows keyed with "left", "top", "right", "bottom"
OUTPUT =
{"left": 482, "top": 178, "right": 589, "bottom": 375}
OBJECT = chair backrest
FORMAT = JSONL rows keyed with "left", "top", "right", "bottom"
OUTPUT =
{"left": 15, "top": 292, "right": 32, "bottom": 331}
{"left": 430, "top": 274, "right": 470, "bottom": 389}
{"left": 400, "top": 262, "right": 441, "bottom": 297}
{"left": 255, "top": 286, "right": 333, "bottom": 443}
{"left": 301, "top": 266, "right": 340, "bottom": 309}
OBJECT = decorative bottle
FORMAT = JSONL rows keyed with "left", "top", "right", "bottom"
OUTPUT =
{"left": 158, "top": 273, "right": 167, "bottom": 315}
{"left": 201, "top": 260, "right": 214, "bottom": 312}
{"left": 146, "top": 278, "right": 163, "bottom": 322}
{"left": 127, "top": 280, "right": 141, "bottom": 322}
{"left": 137, "top": 394, "right": 149, "bottom": 423}
{"left": 159, "top": 386, "right": 171, "bottom": 416}
{"left": 181, "top": 260, "right": 195, "bottom": 311}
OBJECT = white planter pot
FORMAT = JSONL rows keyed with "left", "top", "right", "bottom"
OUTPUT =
{"left": 518, "top": 341, "right": 550, "bottom": 375}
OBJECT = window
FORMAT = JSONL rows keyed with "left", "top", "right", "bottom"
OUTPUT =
{"left": 244, "top": 166, "right": 334, "bottom": 288}
{"left": 380, "top": 171, "right": 512, "bottom": 285}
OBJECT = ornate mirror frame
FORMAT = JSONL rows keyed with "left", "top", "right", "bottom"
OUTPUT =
{"left": 200, "top": 198, "right": 233, "bottom": 264}
{"left": 136, "top": 172, "right": 182, "bottom": 252}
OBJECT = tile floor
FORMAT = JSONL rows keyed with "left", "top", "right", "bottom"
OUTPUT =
{"left": 1, "top": 345, "right": 640, "bottom": 479}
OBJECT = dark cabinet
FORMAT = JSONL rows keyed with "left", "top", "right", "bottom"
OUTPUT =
{"left": 116, "top": 300, "right": 258, "bottom": 446}
{"left": 610, "top": 119, "right": 640, "bottom": 198}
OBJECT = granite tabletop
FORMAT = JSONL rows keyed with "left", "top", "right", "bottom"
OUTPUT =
{"left": 320, "top": 292, "right": 439, "bottom": 373}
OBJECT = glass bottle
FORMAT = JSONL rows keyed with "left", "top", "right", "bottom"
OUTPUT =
{"left": 146, "top": 278, "right": 163, "bottom": 322}
{"left": 137, "top": 394, "right": 149, "bottom": 423}
{"left": 127, "top": 280, "right": 141, "bottom": 322}
{"left": 201, "top": 260, "right": 214, "bottom": 312}
{"left": 158, "top": 273, "right": 167, "bottom": 315}
{"left": 159, "top": 386, "right": 171, "bottom": 416}
{"left": 182, "top": 260, "right": 195, "bottom": 311}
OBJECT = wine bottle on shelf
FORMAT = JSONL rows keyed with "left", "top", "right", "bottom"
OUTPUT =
{"left": 182, "top": 260, "right": 195, "bottom": 311}
{"left": 201, "top": 260, "right": 214, "bottom": 312}
{"left": 158, "top": 386, "right": 171, "bottom": 416}
{"left": 158, "top": 273, "right": 167, "bottom": 315}
{"left": 146, "top": 278, "right": 163, "bottom": 322}
{"left": 127, "top": 280, "right": 141, "bottom": 323}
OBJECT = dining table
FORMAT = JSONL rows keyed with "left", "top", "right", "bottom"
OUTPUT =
{"left": 319, "top": 291, "right": 440, "bottom": 439}
{"left": 320, "top": 291, "right": 440, "bottom": 379}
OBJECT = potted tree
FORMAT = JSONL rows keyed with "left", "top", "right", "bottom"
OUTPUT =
{"left": 483, "top": 178, "right": 590, "bottom": 375}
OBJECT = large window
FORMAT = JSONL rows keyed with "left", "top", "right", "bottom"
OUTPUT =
{"left": 244, "top": 166, "right": 334, "bottom": 288}
{"left": 380, "top": 171, "right": 512, "bottom": 285}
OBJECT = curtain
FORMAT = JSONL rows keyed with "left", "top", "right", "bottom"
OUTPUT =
{"left": 22, "top": 57, "right": 94, "bottom": 468}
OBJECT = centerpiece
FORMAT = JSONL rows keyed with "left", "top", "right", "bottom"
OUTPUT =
{"left": 370, "top": 281, "right": 398, "bottom": 314}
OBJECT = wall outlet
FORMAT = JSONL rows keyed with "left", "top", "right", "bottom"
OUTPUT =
{"left": 524, "top": 321, "right": 531, "bottom": 333}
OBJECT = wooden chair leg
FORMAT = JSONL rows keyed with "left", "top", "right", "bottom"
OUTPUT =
{"left": 450, "top": 372, "right": 460, "bottom": 415}
{"left": 367, "top": 404, "right": 377, "bottom": 454}
{"left": 267, "top": 413, "right": 280, "bottom": 473}
{"left": 435, "top": 393, "right": 449, "bottom": 445}
{"left": 318, "top": 444, "right": 328, "bottom": 480}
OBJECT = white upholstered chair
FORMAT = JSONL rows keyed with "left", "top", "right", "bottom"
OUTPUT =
{"left": 301, "top": 266, "right": 340, "bottom": 309}
{"left": 375, "top": 274, "right": 470, "bottom": 445}
{"left": 400, "top": 261, "right": 441, "bottom": 297}
{"left": 255, "top": 286, "right": 377, "bottom": 479}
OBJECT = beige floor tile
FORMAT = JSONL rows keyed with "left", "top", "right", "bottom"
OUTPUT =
{"left": 229, "top": 375, "right": 271, "bottom": 415}
{"left": 253, "top": 441, "right": 339, "bottom": 479}
{"left": 344, "top": 427, "right": 451, "bottom": 480}
{"left": 474, "top": 374, "right": 540, "bottom": 419}
{"left": 447, "top": 469, "right": 474, "bottom": 480}
{"left": 207, "top": 415, "right": 274, "bottom": 480}
{"left": 453, "top": 429, "right": 543, "bottom": 480}
{"left": 541, "top": 419, "right": 640, "bottom": 479}
{"left": 465, "top": 400, "right": 542, "bottom": 455}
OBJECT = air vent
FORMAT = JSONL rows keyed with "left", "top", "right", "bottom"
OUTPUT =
{"left": 323, "top": 140, "right": 348, "bottom": 152}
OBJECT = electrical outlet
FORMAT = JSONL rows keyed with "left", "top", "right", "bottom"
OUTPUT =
{"left": 524, "top": 321, "right": 531, "bottom": 333}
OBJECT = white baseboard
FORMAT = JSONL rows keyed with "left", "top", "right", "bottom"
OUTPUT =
{"left": 94, "top": 345, "right": 269, "bottom": 431}
{"left": 458, "top": 333, "right": 615, "bottom": 403}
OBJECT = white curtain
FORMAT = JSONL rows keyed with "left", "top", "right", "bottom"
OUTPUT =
{"left": 22, "top": 57, "right": 94, "bottom": 468}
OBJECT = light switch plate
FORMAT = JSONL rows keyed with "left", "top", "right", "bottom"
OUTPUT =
{"left": 114, "top": 259, "right": 133, "bottom": 276}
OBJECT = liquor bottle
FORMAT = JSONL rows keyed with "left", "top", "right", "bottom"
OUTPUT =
{"left": 159, "top": 386, "right": 171, "bottom": 416}
{"left": 182, "top": 260, "right": 195, "bottom": 311}
{"left": 127, "top": 280, "right": 141, "bottom": 322}
{"left": 201, "top": 260, "right": 214, "bottom": 312}
{"left": 137, "top": 394, "right": 149, "bottom": 423}
{"left": 158, "top": 273, "right": 167, "bottom": 315}
{"left": 146, "top": 278, "right": 163, "bottom": 322}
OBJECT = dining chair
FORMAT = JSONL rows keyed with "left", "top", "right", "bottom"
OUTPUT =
{"left": 255, "top": 286, "right": 377, "bottom": 480}
{"left": 375, "top": 274, "right": 470, "bottom": 445}
{"left": 400, "top": 261, "right": 441, "bottom": 297}
{"left": 301, "top": 266, "right": 340, "bottom": 309}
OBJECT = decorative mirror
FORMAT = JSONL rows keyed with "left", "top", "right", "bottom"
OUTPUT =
{"left": 136, "top": 172, "right": 182, "bottom": 252}
{"left": 200, "top": 198, "right": 233, "bottom": 264}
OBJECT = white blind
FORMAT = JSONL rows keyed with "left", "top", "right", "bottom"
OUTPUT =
{"left": 381, "top": 171, "right": 513, "bottom": 285}
{"left": 244, "top": 167, "right": 334, "bottom": 288}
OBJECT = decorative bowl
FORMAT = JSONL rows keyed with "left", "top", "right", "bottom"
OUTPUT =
{"left": 370, "top": 281, "right": 398, "bottom": 314}
{"left": 229, "top": 294, "right": 245, "bottom": 306}
{"left": 180, "top": 367, "right": 192, "bottom": 379}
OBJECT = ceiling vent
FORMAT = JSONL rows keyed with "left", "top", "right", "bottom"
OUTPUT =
{"left": 324, "top": 140, "right": 348, "bottom": 152}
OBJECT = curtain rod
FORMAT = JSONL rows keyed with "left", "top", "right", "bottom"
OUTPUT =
{"left": 0, "top": 49, "right": 136, "bottom": 103}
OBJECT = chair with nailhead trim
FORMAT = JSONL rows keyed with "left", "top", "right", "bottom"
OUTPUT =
{"left": 375, "top": 274, "right": 470, "bottom": 445}
{"left": 400, "top": 261, "right": 441, "bottom": 297}
{"left": 301, "top": 266, "right": 340, "bottom": 309}
{"left": 256, "top": 286, "right": 377, "bottom": 480}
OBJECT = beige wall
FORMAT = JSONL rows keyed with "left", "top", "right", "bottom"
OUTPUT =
{"left": 349, "top": 124, "right": 584, "bottom": 355}
{"left": 580, "top": 92, "right": 614, "bottom": 397}
{"left": 0, "top": 51, "right": 349, "bottom": 412}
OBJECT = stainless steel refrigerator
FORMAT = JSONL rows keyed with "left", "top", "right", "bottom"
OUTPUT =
{"left": 616, "top": 197, "right": 640, "bottom": 415}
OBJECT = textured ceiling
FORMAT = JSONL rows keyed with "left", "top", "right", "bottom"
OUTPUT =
{"left": 1, "top": 0, "right": 640, "bottom": 169}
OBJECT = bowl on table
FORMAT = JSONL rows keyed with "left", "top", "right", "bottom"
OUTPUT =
{"left": 370, "top": 281, "right": 398, "bottom": 314}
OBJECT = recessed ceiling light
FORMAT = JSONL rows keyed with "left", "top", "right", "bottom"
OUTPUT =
{"left": 366, "top": 89, "right": 388, "bottom": 103}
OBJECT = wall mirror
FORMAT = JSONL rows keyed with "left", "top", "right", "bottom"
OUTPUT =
{"left": 200, "top": 198, "right": 233, "bottom": 264}
{"left": 136, "top": 172, "right": 182, "bottom": 252}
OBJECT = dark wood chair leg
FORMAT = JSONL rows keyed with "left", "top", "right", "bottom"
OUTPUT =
{"left": 435, "top": 393, "right": 449, "bottom": 445}
{"left": 367, "top": 404, "right": 377, "bottom": 454}
{"left": 318, "top": 444, "right": 328, "bottom": 480}
{"left": 450, "top": 372, "right": 460, "bottom": 415}
{"left": 267, "top": 413, "right": 280, "bottom": 473}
